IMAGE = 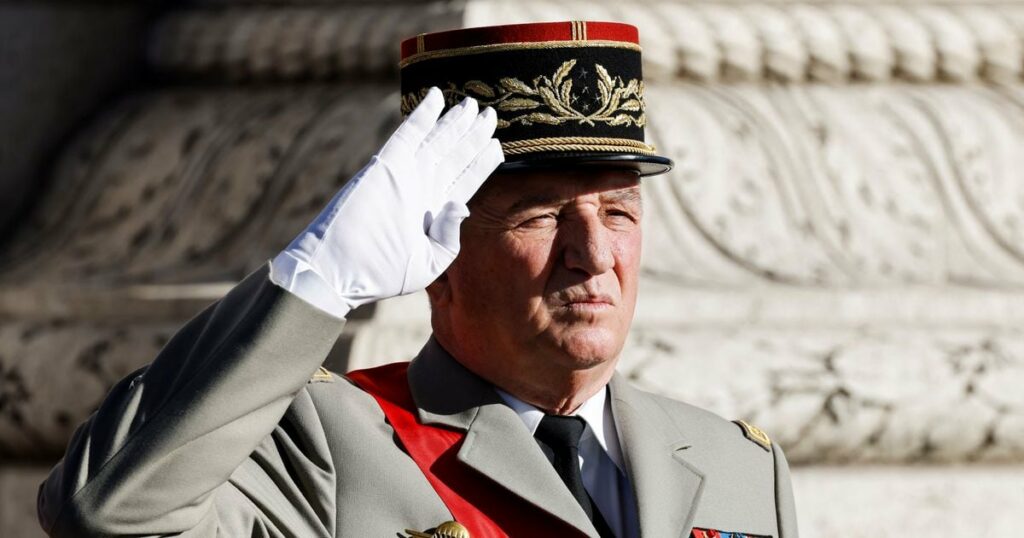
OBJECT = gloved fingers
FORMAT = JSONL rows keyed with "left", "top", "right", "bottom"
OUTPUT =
{"left": 433, "top": 107, "right": 499, "bottom": 199}
{"left": 446, "top": 138, "right": 503, "bottom": 205}
{"left": 419, "top": 97, "right": 478, "bottom": 163}
{"left": 388, "top": 87, "right": 444, "bottom": 150}
{"left": 427, "top": 200, "right": 471, "bottom": 259}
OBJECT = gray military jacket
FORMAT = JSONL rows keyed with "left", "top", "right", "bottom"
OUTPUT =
{"left": 38, "top": 266, "right": 798, "bottom": 537}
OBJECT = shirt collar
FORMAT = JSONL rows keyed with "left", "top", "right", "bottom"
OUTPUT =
{"left": 495, "top": 385, "right": 625, "bottom": 471}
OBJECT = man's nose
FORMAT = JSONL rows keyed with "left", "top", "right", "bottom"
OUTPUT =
{"left": 561, "top": 215, "right": 614, "bottom": 275}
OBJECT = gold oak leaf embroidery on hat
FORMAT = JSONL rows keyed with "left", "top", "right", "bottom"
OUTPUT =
{"left": 400, "top": 60, "right": 646, "bottom": 130}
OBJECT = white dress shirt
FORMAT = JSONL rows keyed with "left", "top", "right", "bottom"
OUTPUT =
{"left": 496, "top": 387, "right": 640, "bottom": 538}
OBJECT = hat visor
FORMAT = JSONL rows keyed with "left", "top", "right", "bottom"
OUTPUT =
{"left": 496, "top": 152, "right": 673, "bottom": 178}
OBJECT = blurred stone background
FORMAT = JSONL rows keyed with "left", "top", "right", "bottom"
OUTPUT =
{"left": 3, "top": 0, "right": 1024, "bottom": 535}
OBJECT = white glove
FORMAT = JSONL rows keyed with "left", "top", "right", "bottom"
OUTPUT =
{"left": 270, "top": 87, "right": 503, "bottom": 318}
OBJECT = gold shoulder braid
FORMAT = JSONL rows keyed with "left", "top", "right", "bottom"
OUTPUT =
{"left": 502, "top": 136, "right": 656, "bottom": 156}
{"left": 401, "top": 60, "right": 654, "bottom": 156}
{"left": 733, "top": 420, "right": 772, "bottom": 451}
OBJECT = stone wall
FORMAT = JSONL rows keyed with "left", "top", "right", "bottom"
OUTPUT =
{"left": 3, "top": 0, "right": 1023, "bottom": 535}
{"left": 0, "top": 2, "right": 148, "bottom": 238}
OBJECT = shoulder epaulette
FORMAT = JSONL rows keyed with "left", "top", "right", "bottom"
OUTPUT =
{"left": 309, "top": 366, "right": 335, "bottom": 383}
{"left": 733, "top": 420, "right": 771, "bottom": 452}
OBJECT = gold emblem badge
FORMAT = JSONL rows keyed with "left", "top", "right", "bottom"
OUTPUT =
{"left": 308, "top": 366, "right": 333, "bottom": 383}
{"left": 405, "top": 521, "right": 470, "bottom": 538}
{"left": 734, "top": 420, "right": 772, "bottom": 452}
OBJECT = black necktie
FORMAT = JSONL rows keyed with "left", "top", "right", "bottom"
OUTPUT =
{"left": 534, "top": 415, "right": 616, "bottom": 537}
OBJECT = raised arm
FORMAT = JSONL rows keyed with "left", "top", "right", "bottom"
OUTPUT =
{"left": 38, "top": 88, "right": 502, "bottom": 537}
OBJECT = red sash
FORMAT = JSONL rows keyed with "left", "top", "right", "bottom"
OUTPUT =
{"left": 347, "top": 362, "right": 588, "bottom": 538}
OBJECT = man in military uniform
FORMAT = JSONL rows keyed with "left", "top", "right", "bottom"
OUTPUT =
{"left": 38, "top": 21, "right": 797, "bottom": 537}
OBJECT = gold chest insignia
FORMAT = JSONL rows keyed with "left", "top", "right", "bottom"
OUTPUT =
{"left": 406, "top": 520, "right": 470, "bottom": 538}
{"left": 308, "top": 366, "right": 334, "bottom": 383}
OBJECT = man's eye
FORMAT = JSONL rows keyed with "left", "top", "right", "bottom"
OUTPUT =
{"left": 519, "top": 214, "right": 557, "bottom": 227}
{"left": 607, "top": 209, "right": 637, "bottom": 222}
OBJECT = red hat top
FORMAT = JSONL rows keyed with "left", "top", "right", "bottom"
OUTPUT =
{"left": 400, "top": 21, "right": 640, "bottom": 66}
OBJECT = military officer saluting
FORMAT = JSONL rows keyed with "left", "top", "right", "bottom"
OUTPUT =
{"left": 38, "top": 22, "right": 797, "bottom": 537}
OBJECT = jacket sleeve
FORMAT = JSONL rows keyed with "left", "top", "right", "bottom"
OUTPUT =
{"left": 37, "top": 265, "right": 346, "bottom": 537}
{"left": 772, "top": 442, "right": 799, "bottom": 538}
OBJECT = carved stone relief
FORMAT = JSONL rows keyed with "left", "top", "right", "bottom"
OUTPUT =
{"left": 0, "top": 86, "right": 400, "bottom": 287}
{"left": 146, "top": 2, "right": 1024, "bottom": 84}
{"left": 4, "top": 0, "right": 1024, "bottom": 533}
{"left": 345, "top": 309, "right": 1024, "bottom": 464}
{"left": 0, "top": 320, "right": 177, "bottom": 458}
{"left": 792, "top": 465, "right": 1024, "bottom": 536}
{"left": 642, "top": 84, "right": 1024, "bottom": 286}
{"left": 10, "top": 83, "right": 1024, "bottom": 291}
{"left": 5, "top": 82, "right": 1024, "bottom": 463}
{"left": 149, "top": 3, "right": 463, "bottom": 81}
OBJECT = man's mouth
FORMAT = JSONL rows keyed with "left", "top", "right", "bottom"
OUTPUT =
{"left": 559, "top": 293, "right": 615, "bottom": 311}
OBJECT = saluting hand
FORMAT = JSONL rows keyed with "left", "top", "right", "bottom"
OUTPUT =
{"left": 271, "top": 87, "right": 503, "bottom": 316}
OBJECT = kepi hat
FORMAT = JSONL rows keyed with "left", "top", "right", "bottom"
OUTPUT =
{"left": 399, "top": 21, "right": 672, "bottom": 177}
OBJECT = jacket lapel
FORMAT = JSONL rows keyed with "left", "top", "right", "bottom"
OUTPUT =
{"left": 610, "top": 374, "right": 705, "bottom": 538}
{"left": 407, "top": 339, "right": 599, "bottom": 537}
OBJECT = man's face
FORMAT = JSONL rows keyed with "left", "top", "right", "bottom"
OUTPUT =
{"left": 434, "top": 167, "right": 642, "bottom": 377}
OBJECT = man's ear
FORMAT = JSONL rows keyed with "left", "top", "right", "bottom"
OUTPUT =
{"left": 426, "top": 271, "right": 452, "bottom": 309}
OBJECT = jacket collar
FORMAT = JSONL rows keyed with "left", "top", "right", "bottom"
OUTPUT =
{"left": 609, "top": 375, "right": 706, "bottom": 537}
{"left": 408, "top": 338, "right": 598, "bottom": 535}
{"left": 407, "top": 337, "right": 705, "bottom": 537}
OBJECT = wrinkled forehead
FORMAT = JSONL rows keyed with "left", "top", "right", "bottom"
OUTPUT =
{"left": 471, "top": 168, "right": 642, "bottom": 210}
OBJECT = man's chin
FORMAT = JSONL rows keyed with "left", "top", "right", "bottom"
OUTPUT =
{"left": 549, "top": 329, "right": 624, "bottom": 370}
